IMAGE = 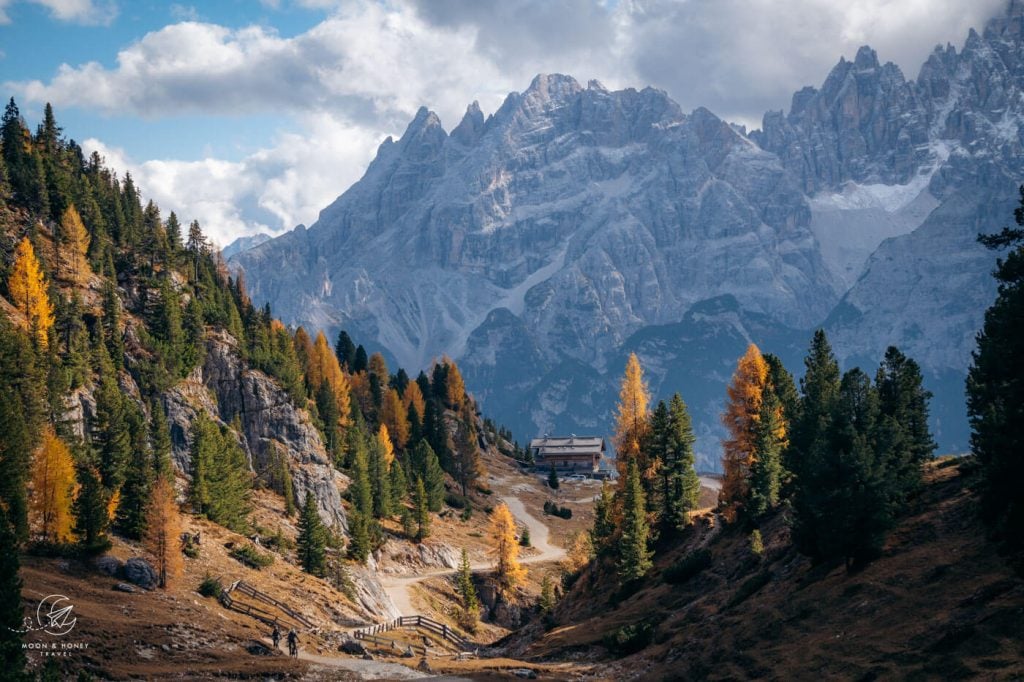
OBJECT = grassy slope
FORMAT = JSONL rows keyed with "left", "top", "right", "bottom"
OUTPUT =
{"left": 512, "top": 460, "right": 1024, "bottom": 681}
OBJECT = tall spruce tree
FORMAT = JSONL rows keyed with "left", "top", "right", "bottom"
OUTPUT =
{"left": 664, "top": 393, "right": 701, "bottom": 531}
{"left": 0, "top": 507, "right": 27, "bottom": 680}
{"left": 967, "top": 187, "right": 1024, "bottom": 549}
{"left": 72, "top": 464, "right": 110, "bottom": 551}
{"left": 875, "top": 346, "right": 935, "bottom": 507}
{"left": 297, "top": 495, "right": 327, "bottom": 576}
{"left": 617, "top": 458, "right": 653, "bottom": 582}
{"left": 414, "top": 476, "right": 431, "bottom": 541}
{"left": 748, "top": 388, "right": 785, "bottom": 518}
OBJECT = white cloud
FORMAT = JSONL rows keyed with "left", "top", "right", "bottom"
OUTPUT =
{"left": 81, "top": 114, "right": 385, "bottom": 247}
{"left": 0, "top": 0, "right": 116, "bottom": 25}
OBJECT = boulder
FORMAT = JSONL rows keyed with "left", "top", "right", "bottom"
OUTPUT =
{"left": 112, "top": 583, "right": 136, "bottom": 593}
{"left": 338, "top": 638, "right": 367, "bottom": 656}
{"left": 124, "top": 558, "right": 158, "bottom": 589}
{"left": 93, "top": 555, "right": 123, "bottom": 577}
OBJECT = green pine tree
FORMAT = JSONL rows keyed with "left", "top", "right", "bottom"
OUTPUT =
{"left": 748, "top": 388, "right": 784, "bottom": 518}
{"left": 73, "top": 463, "right": 110, "bottom": 551}
{"left": 414, "top": 476, "right": 431, "bottom": 541}
{"left": 0, "top": 507, "right": 27, "bottom": 680}
{"left": 875, "top": 346, "right": 935, "bottom": 507}
{"left": 664, "top": 394, "right": 700, "bottom": 532}
{"left": 592, "top": 481, "right": 615, "bottom": 550}
{"left": 967, "top": 187, "right": 1024, "bottom": 550}
{"left": 617, "top": 458, "right": 653, "bottom": 582}
{"left": 457, "top": 547, "right": 478, "bottom": 612}
{"left": 297, "top": 495, "right": 327, "bottom": 576}
{"left": 412, "top": 440, "right": 445, "bottom": 511}
{"left": 548, "top": 462, "right": 560, "bottom": 490}
{"left": 347, "top": 511, "right": 371, "bottom": 563}
{"left": 116, "top": 408, "right": 153, "bottom": 539}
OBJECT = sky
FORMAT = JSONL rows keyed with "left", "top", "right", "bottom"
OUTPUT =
{"left": 0, "top": 0, "right": 1008, "bottom": 247}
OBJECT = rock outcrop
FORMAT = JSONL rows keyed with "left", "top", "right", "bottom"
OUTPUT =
{"left": 162, "top": 330, "right": 348, "bottom": 530}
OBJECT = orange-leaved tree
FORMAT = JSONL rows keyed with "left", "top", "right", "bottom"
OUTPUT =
{"left": 402, "top": 380, "right": 426, "bottom": 422}
{"left": 61, "top": 204, "right": 90, "bottom": 285}
{"left": 308, "top": 330, "right": 351, "bottom": 429}
{"left": 29, "top": 427, "right": 76, "bottom": 542}
{"left": 380, "top": 388, "right": 410, "bottom": 450}
{"left": 490, "top": 502, "right": 526, "bottom": 592}
{"left": 719, "top": 343, "right": 769, "bottom": 521}
{"left": 8, "top": 236, "right": 54, "bottom": 348}
{"left": 445, "top": 356, "right": 467, "bottom": 409}
{"left": 614, "top": 352, "right": 652, "bottom": 485}
{"left": 144, "top": 476, "right": 183, "bottom": 588}
{"left": 377, "top": 423, "right": 395, "bottom": 469}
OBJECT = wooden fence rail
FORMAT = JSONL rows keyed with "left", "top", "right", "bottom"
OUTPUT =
{"left": 353, "top": 615, "right": 468, "bottom": 650}
{"left": 353, "top": 631, "right": 426, "bottom": 656}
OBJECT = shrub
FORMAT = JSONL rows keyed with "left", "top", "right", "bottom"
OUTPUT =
{"left": 445, "top": 492, "right": 468, "bottom": 509}
{"left": 520, "top": 525, "right": 531, "bottom": 547}
{"left": 543, "top": 500, "right": 573, "bottom": 519}
{"left": 460, "top": 507, "right": 473, "bottom": 522}
{"left": 750, "top": 529, "right": 764, "bottom": 556}
{"left": 230, "top": 544, "right": 275, "bottom": 570}
{"left": 183, "top": 542, "right": 200, "bottom": 559}
{"left": 663, "top": 549, "right": 712, "bottom": 585}
{"left": 604, "top": 621, "right": 654, "bottom": 656}
{"left": 198, "top": 573, "right": 222, "bottom": 598}
{"left": 727, "top": 571, "right": 772, "bottom": 608}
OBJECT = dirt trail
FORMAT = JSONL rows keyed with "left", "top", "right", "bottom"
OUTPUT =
{"left": 380, "top": 494, "right": 567, "bottom": 617}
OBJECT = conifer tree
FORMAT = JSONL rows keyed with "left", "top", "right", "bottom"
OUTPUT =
{"left": 8, "top": 237, "right": 54, "bottom": 348}
{"left": 92, "top": 364, "right": 131, "bottom": 491}
{"left": 747, "top": 388, "right": 785, "bottom": 518}
{"left": 150, "top": 400, "right": 173, "bottom": 479}
{"left": 188, "top": 415, "right": 251, "bottom": 532}
{"left": 791, "top": 330, "right": 841, "bottom": 556}
{"left": 414, "top": 476, "right": 431, "bottom": 541}
{"left": 349, "top": 439, "right": 373, "bottom": 518}
{"left": 614, "top": 353, "right": 651, "bottom": 484}
{"left": 720, "top": 343, "right": 769, "bottom": 521}
{"left": 0, "top": 329, "right": 35, "bottom": 540}
{"left": 389, "top": 451, "right": 408, "bottom": 507}
{"left": 381, "top": 389, "right": 410, "bottom": 450}
{"left": 548, "top": 463, "right": 560, "bottom": 490}
{"left": 456, "top": 547, "right": 478, "bottom": 626}
{"left": 453, "top": 408, "right": 481, "bottom": 497}
{"left": 445, "top": 356, "right": 466, "bottom": 409}
{"left": 334, "top": 329, "right": 356, "bottom": 369}
{"left": 403, "top": 380, "right": 426, "bottom": 422}
{"left": 412, "top": 440, "right": 445, "bottom": 511}
{"left": 61, "top": 204, "right": 90, "bottom": 285}
{"left": 663, "top": 393, "right": 701, "bottom": 531}
{"left": 591, "top": 481, "right": 615, "bottom": 550}
{"left": 875, "top": 346, "right": 935, "bottom": 506}
{"left": 30, "top": 427, "right": 76, "bottom": 543}
{"left": 116, "top": 409, "right": 153, "bottom": 539}
{"left": 617, "top": 458, "right": 653, "bottom": 582}
{"left": 0, "top": 507, "right": 27, "bottom": 680}
{"left": 347, "top": 513, "right": 371, "bottom": 562}
{"left": 352, "top": 345, "right": 368, "bottom": 373}
{"left": 144, "top": 476, "right": 182, "bottom": 588}
{"left": 72, "top": 464, "right": 110, "bottom": 551}
{"left": 538, "top": 574, "right": 556, "bottom": 613}
{"left": 309, "top": 330, "right": 351, "bottom": 432}
{"left": 490, "top": 502, "right": 526, "bottom": 592}
{"left": 152, "top": 279, "right": 184, "bottom": 377}
{"left": 268, "top": 443, "right": 296, "bottom": 516}
{"left": 100, "top": 279, "right": 125, "bottom": 365}
{"left": 297, "top": 495, "right": 327, "bottom": 576}
{"left": 967, "top": 188, "right": 1024, "bottom": 549}
{"left": 368, "top": 435, "right": 393, "bottom": 519}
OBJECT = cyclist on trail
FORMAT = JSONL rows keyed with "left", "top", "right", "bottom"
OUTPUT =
{"left": 271, "top": 625, "right": 281, "bottom": 650}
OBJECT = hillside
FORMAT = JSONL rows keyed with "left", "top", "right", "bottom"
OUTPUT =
{"left": 505, "top": 460, "right": 1024, "bottom": 680}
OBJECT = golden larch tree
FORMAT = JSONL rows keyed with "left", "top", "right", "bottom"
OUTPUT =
{"left": 8, "top": 236, "right": 54, "bottom": 348}
{"left": 368, "top": 352, "right": 389, "bottom": 385}
{"left": 614, "top": 353, "right": 651, "bottom": 483}
{"left": 445, "top": 356, "right": 467, "bottom": 409}
{"left": 719, "top": 343, "right": 769, "bottom": 520}
{"left": 402, "top": 380, "right": 426, "bottom": 421}
{"left": 61, "top": 204, "right": 90, "bottom": 285}
{"left": 381, "top": 388, "right": 410, "bottom": 449}
{"left": 490, "top": 502, "right": 526, "bottom": 592}
{"left": 377, "top": 423, "right": 395, "bottom": 469}
{"left": 309, "top": 331, "right": 351, "bottom": 429}
{"left": 30, "top": 427, "right": 76, "bottom": 542}
{"left": 144, "top": 476, "right": 183, "bottom": 588}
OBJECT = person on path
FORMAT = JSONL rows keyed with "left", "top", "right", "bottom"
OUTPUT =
{"left": 271, "top": 624, "right": 281, "bottom": 650}
{"left": 287, "top": 629, "right": 298, "bottom": 657}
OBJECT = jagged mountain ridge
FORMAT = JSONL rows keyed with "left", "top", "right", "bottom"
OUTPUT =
{"left": 233, "top": 3, "right": 1024, "bottom": 469}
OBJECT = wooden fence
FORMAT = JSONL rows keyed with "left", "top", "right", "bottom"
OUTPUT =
{"left": 218, "top": 579, "right": 314, "bottom": 629}
{"left": 353, "top": 615, "right": 468, "bottom": 650}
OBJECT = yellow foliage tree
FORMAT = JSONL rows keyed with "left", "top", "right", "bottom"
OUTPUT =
{"left": 368, "top": 352, "right": 389, "bottom": 385}
{"left": 614, "top": 353, "right": 651, "bottom": 484}
{"left": 377, "top": 423, "right": 395, "bottom": 469}
{"left": 719, "top": 343, "right": 769, "bottom": 520}
{"left": 490, "top": 503, "right": 526, "bottom": 592}
{"left": 402, "top": 380, "right": 426, "bottom": 422}
{"left": 61, "top": 204, "right": 90, "bottom": 285}
{"left": 144, "top": 476, "right": 183, "bottom": 588}
{"left": 445, "top": 356, "right": 467, "bottom": 409}
{"left": 8, "top": 236, "right": 54, "bottom": 348}
{"left": 30, "top": 427, "right": 76, "bottom": 542}
{"left": 309, "top": 330, "right": 351, "bottom": 429}
{"left": 381, "top": 388, "right": 410, "bottom": 449}
{"left": 561, "top": 531, "right": 594, "bottom": 576}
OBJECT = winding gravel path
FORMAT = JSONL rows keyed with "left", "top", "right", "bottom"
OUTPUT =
{"left": 380, "top": 494, "right": 567, "bottom": 617}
